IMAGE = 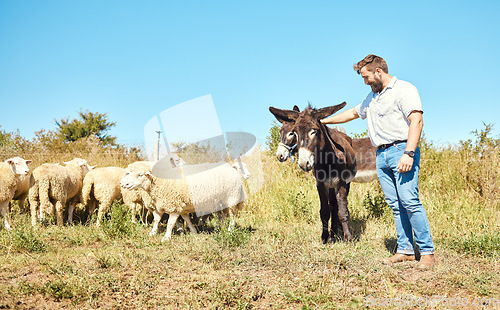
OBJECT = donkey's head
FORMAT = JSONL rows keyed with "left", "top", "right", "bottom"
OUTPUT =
{"left": 291, "top": 102, "right": 347, "bottom": 171}
{"left": 269, "top": 105, "right": 300, "bottom": 162}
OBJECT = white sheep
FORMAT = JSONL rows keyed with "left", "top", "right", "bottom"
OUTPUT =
{"left": 153, "top": 161, "right": 247, "bottom": 230}
{"left": 29, "top": 158, "right": 93, "bottom": 226}
{"left": 12, "top": 164, "right": 32, "bottom": 213}
{"left": 121, "top": 161, "right": 155, "bottom": 223}
{"left": 81, "top": 166, "right": 125, "bottom": 226}
{"left": 120, "top": 161, "right": 246, "bottom": 242}
{"left": 0, "top": 157, "right": 32, "bottom": 229}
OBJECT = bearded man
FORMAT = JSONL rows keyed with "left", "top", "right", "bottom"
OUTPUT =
{"left": 321, "top": 54, "right": 435, "bottom": 269}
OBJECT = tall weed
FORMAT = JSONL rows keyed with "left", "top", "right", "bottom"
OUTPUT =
{"left": 100, "top": 201, "right": 138, "bottom": 239}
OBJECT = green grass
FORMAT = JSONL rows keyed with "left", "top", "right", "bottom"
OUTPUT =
{"left": 441, "top": 231, "right": 500, "bottom": 257}
{"left": 0, "top": 142, "right": 499, "bottom": 309}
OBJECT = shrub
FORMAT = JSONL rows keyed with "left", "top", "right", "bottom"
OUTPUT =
{"left": 43, "top": 279, "right": 74, "bottom": 301}
{"left": 362, "top": 186, "right": 389, "bottom": 219}
{"left": 11, "top": 225, "right": 47, "bottom": 253}
{"left": 100, "top": 202, "right": 138, "bottom": 239}
{"left": 458, "top": 123, "right": 499, "bottom": 203}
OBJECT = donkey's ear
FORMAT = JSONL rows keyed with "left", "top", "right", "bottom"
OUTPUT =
{"left": 269, "top": 107, "right": 299, "bottom": 123}
{"left": 312, "top": 102, "right": 347, "bottom": 119}
{"left": 293, "top": 105, "right": 300, "bottom": 112}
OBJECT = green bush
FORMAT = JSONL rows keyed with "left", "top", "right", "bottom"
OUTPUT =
{"left": 43, "top": 279, "right": 74, "bottom": 301}
{"left": 100, "top": 202, "right": 138, "bottom": 239}
{"left": 362, "top": 187, "right": 389, "bottom": 219}
{"left": 11, "top": 225, "right": 47, "bottom": 253}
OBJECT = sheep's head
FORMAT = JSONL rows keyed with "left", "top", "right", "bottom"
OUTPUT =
{"left": 64, "top": 158, "right": 95, "bottom": 178}
{"left": 121, "top": 166, "right": 152, "bottom": 191}
{"left": 232, "top": 162, "right": 251, "bottom": 179}
{"left": 6, "top": 157, "right": 31, "bottom": 176}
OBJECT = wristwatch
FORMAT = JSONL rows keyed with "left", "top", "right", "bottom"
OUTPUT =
{"left": 404, "top": 150, "right": 415, "bottom": 158}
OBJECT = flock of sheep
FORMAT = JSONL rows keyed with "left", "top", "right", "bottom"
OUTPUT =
{"left": 0, "top": 156, "right": 249, "bottom": 242}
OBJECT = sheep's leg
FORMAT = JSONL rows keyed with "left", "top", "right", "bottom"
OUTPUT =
{"left": 225, "top": 208, "right": 236, "bottom": 232}
{"left": 18, "top": 194, "right": 28, "bottom": 213}
{"left": 40, "top": 202, "right": 54, "bottom": 223}
{"left": 87, "top": 200, "right": 96, "bottom": 223}
{"left": 162, "top": 213, "right": 180, "bottom": 242}
{"left": 30, "top": 198, "right": 39, "bottom": 226}
{"left": 96, "top": 201, "right": 112, "bottom": 227}
{"left": 39, "top": 206, "right": 45, "bottom": 222}
{"left": 216, "top": 211, "right": 225, "bottom": 230}
{"left": 67, "top": 202, "right": 76, "bottom": 225}
{"left": 181, "top": 214, "right": 197, "bottom": 234}
{"left": 142, "top": 208, "right": 151, "bottom": 225}
{"left": 150, "top": 210, "right": 163, "bottom": 236}
{"left": 55, "top": 201, "right": 65, "bottom": 226}
{"left": 0, "top": 202, "right": 12, "bottom": 230}
{"left": 129, "top": 203, "right": 137, "bottom": 223}
{"left": 227, "top": 202, "right": 243, "bottom": 231}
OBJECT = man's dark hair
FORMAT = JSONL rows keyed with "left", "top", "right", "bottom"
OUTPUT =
{"left": 354, "top": 54, "right": 388, "bottom": 74}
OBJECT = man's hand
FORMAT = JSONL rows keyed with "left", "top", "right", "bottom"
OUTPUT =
{"left": 397, "top": 154, "right": 414, "bottom": 173}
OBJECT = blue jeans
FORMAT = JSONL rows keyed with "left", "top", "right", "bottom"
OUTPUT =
{"left": 376, "top": 142, "right": 434, "bottom": 255}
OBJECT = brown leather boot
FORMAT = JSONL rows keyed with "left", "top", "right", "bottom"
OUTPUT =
{"left": 416, "top": 254, "right": 435, "bottom": 269}
{"left": 381, "top": 253, "right": 416, "bottom": 264}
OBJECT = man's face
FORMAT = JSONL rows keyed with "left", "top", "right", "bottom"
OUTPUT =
{"left": 360, "top": 66, "right": 383, "bottom": 93}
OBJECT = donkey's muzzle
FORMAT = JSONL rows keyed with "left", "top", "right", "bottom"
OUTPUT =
{"left": 298, "top": 147, "right": 314, "bottom": 172}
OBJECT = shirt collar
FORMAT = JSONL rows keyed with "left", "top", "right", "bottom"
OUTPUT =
{"left": 374, "top": 76, "right": 397, "bottom": 96}
{"left": 387, "top": 76, "right": 397, "bottom": 89}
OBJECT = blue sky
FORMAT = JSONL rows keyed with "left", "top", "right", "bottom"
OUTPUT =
{"left": 1, "top": 0, "right": 499, "bottom": 148}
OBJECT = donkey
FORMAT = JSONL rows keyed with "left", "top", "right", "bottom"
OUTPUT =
{"left": 269, "top": 103, "right": 357, "bottom": 243}
{"left": 271, "top": 105, "right": 377, "bottom": 183}
{"left": 272, "top": 105, "right": 300, "bottom": 162}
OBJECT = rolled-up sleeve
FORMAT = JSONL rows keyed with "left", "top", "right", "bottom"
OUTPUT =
{"left": 399, "top": 83, "right": 423, "bottom": 117}
{"left": 356, "top": 96, "right": 371, "bottom": 120}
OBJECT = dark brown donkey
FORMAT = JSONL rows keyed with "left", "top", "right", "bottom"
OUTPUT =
{"left": 270, "top": 103, "right": 357, "bottom": 243}
{"left": 273, "top": 105, "right": 299, "bottom": 162}
{"left": 270, "top": 107, "right": 377, "bottom": 183}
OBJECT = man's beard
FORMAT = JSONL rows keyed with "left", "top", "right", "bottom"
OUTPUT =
{"left": 370, "top": 80, "right": 383, "bottom": 93}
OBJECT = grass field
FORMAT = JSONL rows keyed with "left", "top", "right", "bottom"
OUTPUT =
{"left": 0, "top": 130, "right": 499, "bottom": 309}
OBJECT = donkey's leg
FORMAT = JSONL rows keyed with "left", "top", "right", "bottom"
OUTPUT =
{"left": 329, "top": 188, "right": 342, "bottom": 242}
{"left": 316, "top": 181, "right": 330, "bottom": 244}
{"left": 337, "top": 183, "right": 352, "bottom": 241}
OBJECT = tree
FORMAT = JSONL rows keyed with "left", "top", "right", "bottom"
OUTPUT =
{"left": 266, "top": 120, "right": 280, "bottom": 155}
{"left": 0, "top": 126, "right": 28, "bottom": 152}
{"left": 0, "top": 125, "right": 15, "bottom": 148}
{"left": 55, "top": 110, "right": 117, "bottom": 145}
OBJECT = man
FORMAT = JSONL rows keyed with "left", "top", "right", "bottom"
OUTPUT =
{"left": 321, "top": 54, "right": 435, "bottom": 269}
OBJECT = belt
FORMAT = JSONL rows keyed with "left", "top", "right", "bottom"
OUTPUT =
{"left": 377, "top": 140, "right": 407, "bottom": 150}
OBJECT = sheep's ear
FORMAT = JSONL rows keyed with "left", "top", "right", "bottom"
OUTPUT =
{"left": 6, "top": 159, "right": 14, "bottom": 165}
{"left": 89, "top": 165, "right": 97, "bottom": 170}
{"left": 26, "top": 160, "right": 32, "bottom": 165}
{"left": 63, "top": 161, "right": 69, "bottom": 165}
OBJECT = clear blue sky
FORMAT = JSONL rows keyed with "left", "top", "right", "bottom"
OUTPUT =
{"left": 1, "top": 0, "right": 499, "bottom": 148}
